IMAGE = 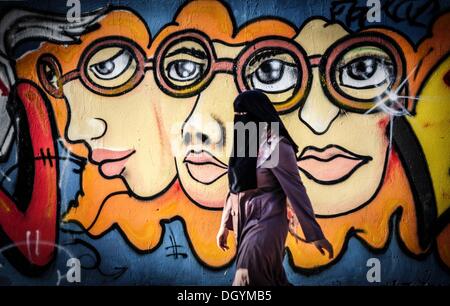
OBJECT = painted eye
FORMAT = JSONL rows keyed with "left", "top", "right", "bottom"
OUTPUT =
{"left": 85, "top": 45, "right": 139, "bottom": 90}
{"left": 334, "top": 45, "right": 398, "bottom": 101}
{"left": 249, "top": 59, "right": 298, "bottom": 93}
{"left": 340, "top": 56, "right": 394, "bottom": 89}
{"left": 243, "top": 49, "right": 300, "bottom": 107}
{"left": 257, "top": 59, "right": 283, "bottom": 82}
{"left": 44, "top": 64, "right": 59, "bottom": 89}
{"left": 89, "top": 49, "right": 133, "bottom": 80}
{"left": 37, "top": 55, "right": 64, "bottom": 98}
{"left": 161, "top": 39, "right": 210, "bottom": 89}
{"left": 167, "top": 60, "right": 204, "bottom": 81}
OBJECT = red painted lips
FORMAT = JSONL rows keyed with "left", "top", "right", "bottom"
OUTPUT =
{"left": 297, "top": 145, "right": 372, "bottom": 184}
{"left": 183, "top": 150, "right": 228, "bottom": 184}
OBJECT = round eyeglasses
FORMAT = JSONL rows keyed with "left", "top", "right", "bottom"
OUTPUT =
{"left": 38, "top": 30, "right": 408, "bottom": 114}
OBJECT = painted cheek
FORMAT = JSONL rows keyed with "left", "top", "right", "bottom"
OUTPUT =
{"left": 377, "top": 116, "right": 390, "bottom": 129}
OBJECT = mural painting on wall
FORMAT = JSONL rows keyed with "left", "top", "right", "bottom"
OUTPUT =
{"left": 0, "top": 0, "right": 449, "bottom": 284}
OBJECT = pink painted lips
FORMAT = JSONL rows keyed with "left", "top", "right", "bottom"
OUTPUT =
{"left": 91, "top": 149, "right": 135, "bottom": 178}
{"left": 183, "top": 150, "right": 228, "bottom": 184}
{"left": 297, "top": 145, "right": 372, "bottom": 185}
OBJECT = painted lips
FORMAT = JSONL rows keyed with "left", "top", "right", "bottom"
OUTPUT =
{"left": 184, "top": 150, "right": 228, "bottom": 184}
{"left": 91, "top": 149, "right": 135, "bottom": 178}
{"left": 297, "top": 145, "right": 372, "bottom": 184}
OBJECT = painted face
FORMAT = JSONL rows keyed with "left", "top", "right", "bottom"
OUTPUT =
{"left": 166, "top": 29, "right": 302, "bottom": 208}
{"left": 171, "top": 37, "right": 242, "bottom": 208}
{"left": 170, "top": 19, "right": 406, "bottom": 213}
{"left": 276, "top": 19, "right": 407, "bottom": 216}
{"left": 37, "top": 33, "right": 197, "bottom": 197}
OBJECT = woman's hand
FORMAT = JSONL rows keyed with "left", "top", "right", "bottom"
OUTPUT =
{"left": 312, "top": 239, "right": 334, "bottom": 259}
{"left": 216, "top": 226, "right": 230, "bottom": 251}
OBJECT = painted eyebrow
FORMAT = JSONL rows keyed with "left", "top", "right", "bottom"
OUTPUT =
{"left": 89, "top": 48, "right": 128, "bottom": 67}
{"left": 248, "top": 50, "right": 283, "bottom": 67}
{"left": 165, "top": 47, "right": 207, "bottom": 60}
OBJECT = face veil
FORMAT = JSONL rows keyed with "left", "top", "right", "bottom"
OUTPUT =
{"left": 228, "top": 90, "right": 299, "bottom": 194}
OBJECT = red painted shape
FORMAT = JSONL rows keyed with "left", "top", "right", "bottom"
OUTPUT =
{"left": 0, "top": 78, "right": 8, "bottom": 96}
{"left": 377, "top": 116, "right": 390, "bottom": 129}
{"left": 0, "top": 82, "right": 57, "bottom": 267}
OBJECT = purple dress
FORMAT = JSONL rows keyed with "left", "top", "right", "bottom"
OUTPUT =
{"left": 221, "top": 136, "right": 325, "bottom": 286}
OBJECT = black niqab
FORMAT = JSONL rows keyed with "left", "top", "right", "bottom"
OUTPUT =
{"left": 228, "top": 90, "right": 299, "bottom": 194}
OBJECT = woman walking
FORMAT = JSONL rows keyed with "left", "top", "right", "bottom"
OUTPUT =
{"left": 217, "top": 90, "right": 333, "bottom": 286}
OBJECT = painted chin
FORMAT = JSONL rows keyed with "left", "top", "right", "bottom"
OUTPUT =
{"left": 100, "top": 159, "right": 130, "bottom": 178}
{"left": 297, "top": 145, "right": 372, "bottom": 185}
{"left": 91, "top": 149, "right": 135, "bottom": 179}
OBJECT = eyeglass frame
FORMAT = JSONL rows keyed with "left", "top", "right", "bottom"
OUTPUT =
{"left": 37, "top": 29, "right": 408, "bottom": 114}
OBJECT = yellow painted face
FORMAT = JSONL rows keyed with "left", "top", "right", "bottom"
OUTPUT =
{"left": 172, "top": 18, "right": 404, "bottom": 212}
{"left": 277, "top": 19, "right": 396, "bottom": 216}
{"left": 173, "top": 41, "right": 243, "bottom": 208}
{"left": 21, "top": 10, "right": 199, "bottom": 198}
{"left": 63, "top": 75, "right": 182, "bottom": 197}
{"left": 408, "top": 55, "right": 450, "bottom": 217}
{"left": 163, "top": 18, "right": 404, "bottom": 214}
{"left": 168, "top": 17, "right": 298, "bottom": 208}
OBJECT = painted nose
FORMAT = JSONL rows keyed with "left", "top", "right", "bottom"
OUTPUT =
{"left": 299, "top": 70, "right": 340, "bottom": 134}
{"left": 182, "top": 76, "right": 238, "bottom": 148}
{"left": 183, "top": 123, "right": 210, "bottom": 145}
{"left": 182, "top": 113, "right": 220, "bottom": 147}
{"left": 67, "top": 117, "right": 107, "bottom": 143}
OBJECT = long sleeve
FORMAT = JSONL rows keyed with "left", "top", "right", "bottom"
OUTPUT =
{"left": 220, "top": 191, "right": 234, "bottom": 231}
{"left": 269, "top": 139, "right": 325, "bottom": 242}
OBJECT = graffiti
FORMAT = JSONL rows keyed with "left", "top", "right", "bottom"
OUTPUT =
{"left": 0, "top": 0, "right": 449, "bottom": 285}
{"left": 0, "top": 79, "right": 8, "bottom": 96}
{"left": 0, "top": 238, "right": 77, "bottom": 285}
{"left": 0, "top": 81, "right": 59, "bottom": 275}
{"left": 62, "top": 238, "right": 128, "bottom": 280}
{"left": 0, "top": 54, "right": 13, "bottom": 160}
{"left": 331, "top": 0, "right": 441, "bottom": 28}
{"left": 166, "top": 227, "right": 188, "bottom": 259}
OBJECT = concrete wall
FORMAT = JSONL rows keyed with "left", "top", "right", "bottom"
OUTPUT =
{"left": 0, "top": 0, "right": 449, "bottom": 285}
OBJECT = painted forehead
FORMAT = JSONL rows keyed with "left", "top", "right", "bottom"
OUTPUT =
{"left": 148, "top": 0, "right": 297, "bottom": 55}
{"left": 293, "top": 19, "right": 350, "bottom": 54}
{"left": 19, "top": 10, "right": 151, "bottom": 74}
